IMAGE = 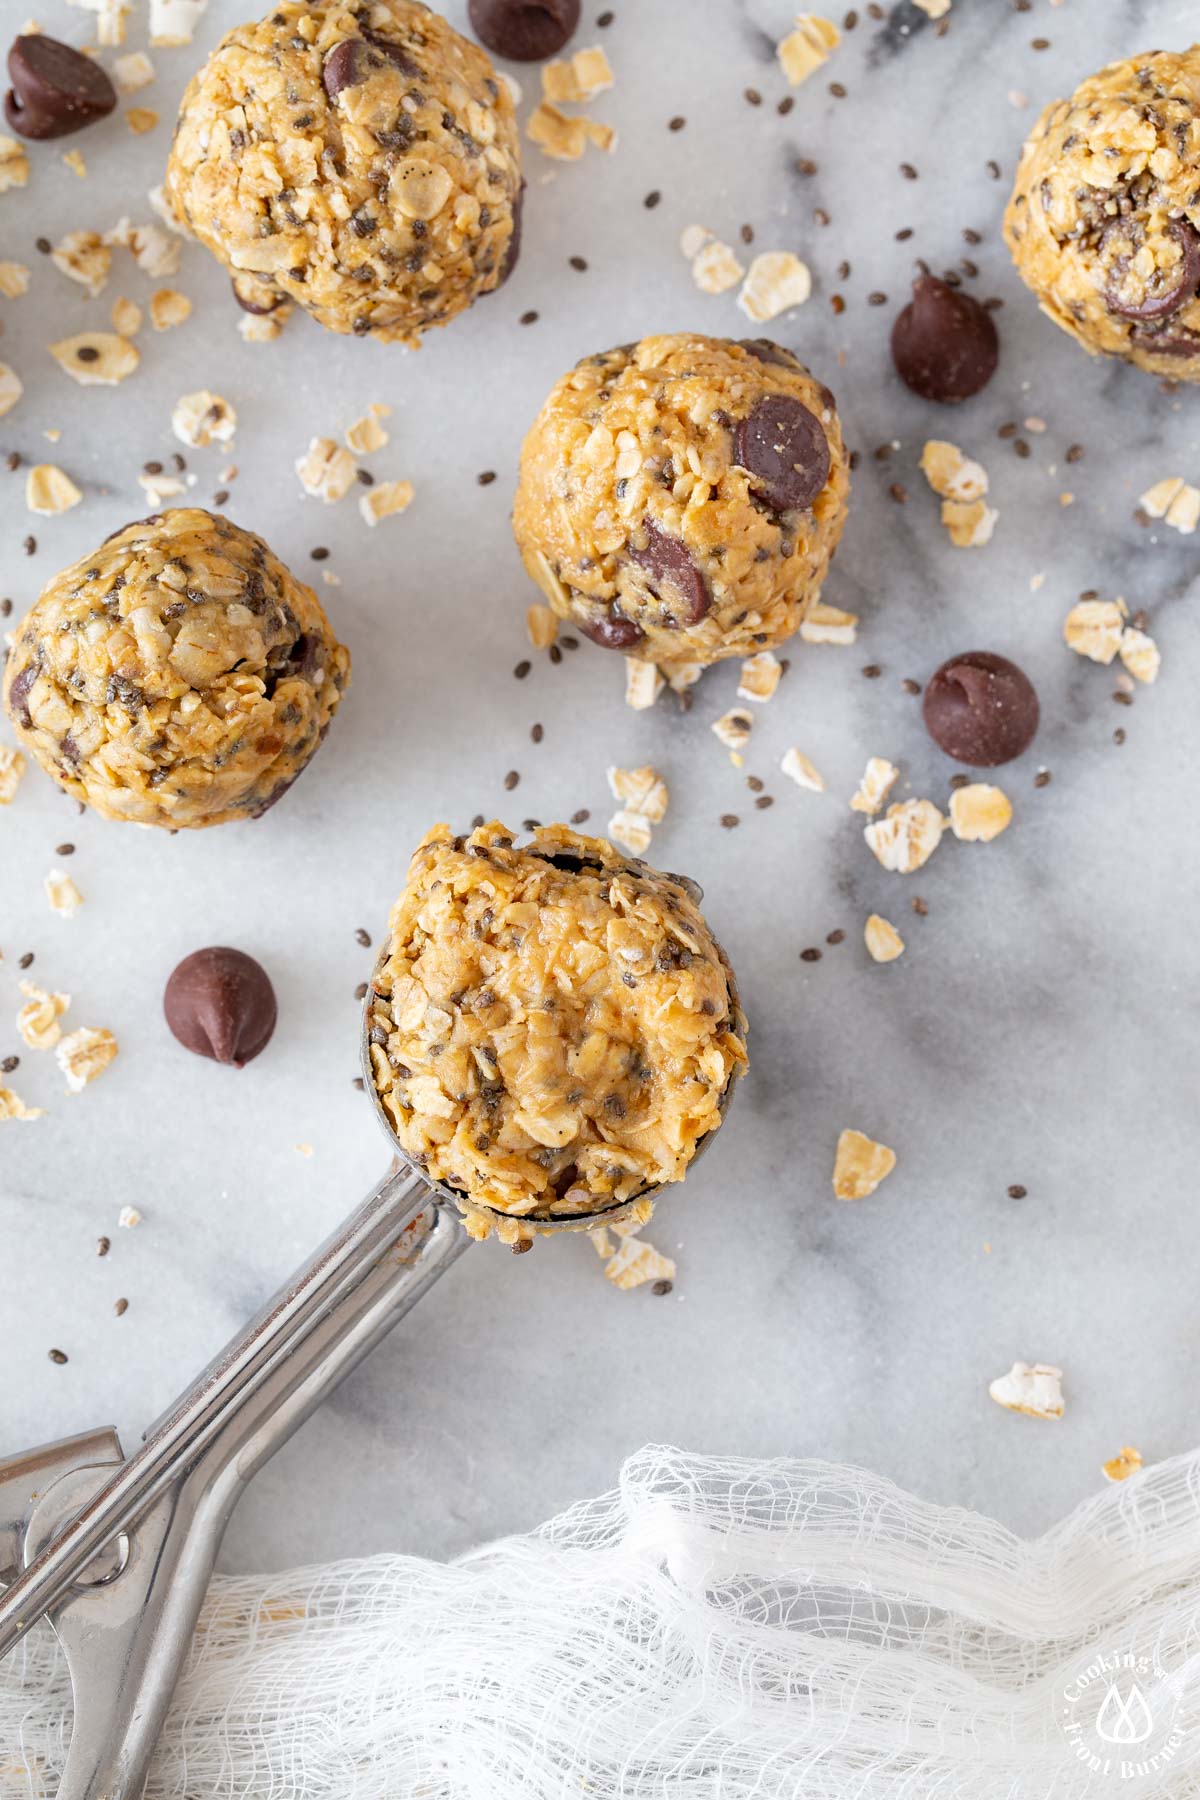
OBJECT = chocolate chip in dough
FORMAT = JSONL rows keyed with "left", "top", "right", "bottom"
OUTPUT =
{"left": 733, "top": 395, "right": 830, "bottom": 511}
{"left": 579, "top": 606, "right": 645, "bottom": 650}
{"left": 322, "top": 33, "right": 417, "bottom": 100}
{"left": 1103, "top": 218, "right": 1200, "bottom": 322}
{"left": 891, "top": 274, "right": 998, "bottom": 402}
{"left": 923, "top": 651, "right": 1039, "bottom": 767}
{"left": 164, "top": 947, "right": 277, "bottom": 1068}
{"left": 627, "top": 518, "right": 710, "bottom": 626}
{"left": 738, "top": 338, "right": 801, "bottom": 370}
{"left": 230, "top": 273, "right": 286, "bottom": 316}
{"left": 5, "top": 34, "right": 116, "bottom": 140}
{"left": 468, "top": 0, "right": 580, "bottom": 60}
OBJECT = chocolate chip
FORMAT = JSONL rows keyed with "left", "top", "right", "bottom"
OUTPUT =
{"left": 468, "top": 0, "right": 580, "bottom": 61}
{"left": 923, "top": 651, "right": 1039, "bottom": 767}
{"left": 1104, "top": 218, "right": 1200, "bottom": 321}
{"left": 733, "top": 395, "right": 830, "bottom": 511}
{"left": 6, "top": 661, "right": 37, "bottom": 729}
{"left": 580, "top": 607, "right": 644, "bottom": 650}
{"left": 163, "top": 947, "right": 277, "bottom": 1068}
{"left": 890, "top": 274, "right": 998, "bottom": 403}
{"left": 627, "top": 518, "right": 709, "bottom": 626}
{"left": 322, "top": 35, "right": 414, "bottom": 100}
{"left": 5, "top": 34, "right": 116, "bottom": 140}
{"left": 737, "top": 337, "right": 800, "bottom": 370}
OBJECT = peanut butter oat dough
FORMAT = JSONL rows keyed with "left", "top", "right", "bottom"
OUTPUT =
{"left": 3, "top": 509, "right": 350, "bottom": 828}
{"left": 512, "top": 333, "right": 850, "bottom": 668}
{"left": 1005, "top": 48, "right": 1200, "bottom": 378}
{"left": 368, "top": 822, "right": 747, "bottom": 1236}
{"left": 165, "top": 0, "right": 521, "bottom": 345}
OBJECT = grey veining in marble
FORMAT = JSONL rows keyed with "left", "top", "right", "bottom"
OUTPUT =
{"left": 2, "top": 0, "right": 1199, "bottom": 1576}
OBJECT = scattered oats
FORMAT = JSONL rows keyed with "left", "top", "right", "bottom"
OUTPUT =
{"left": 1008, "top": 89, "right": 1028, "bottom": 109}
{"left": 865, "top": 798, "right": 946, "bottom": 873}
{"left": 149, "top": 287, "right": 191, "bottom": 330}
{"left": 1102, "top": 1445, "right": 1143, "bottom": 1483}
{"left": 49, "top": 331, "right": 140, "bottom": 387}
{"left": 527, "top": 101, "right": 589, "bottom": 160}
{"left": 737, "top": 650, "right": 782, "bottom": 702}
{"left": 0, "top": 744, "right": 26, "bottom": 804}
{"left": 1063, "top": 597, "right": 1126, "bottom": 664}
{"left": 105, "top": 217, "right": 180, "bottom": 278}
{"left": 1023, "top": 416, "right": 1046, "bottom": 434}
{"left": 118, "top": 1203, "right": 141, "bottom": 1228}
{"left": 45, "top": 869, "right": 83, "bottom": 915}
{"left": 526, "top": 603, "right": 558, "bottom": 649}
{"left": 691, "top": 238, "right": 745, "bottom": 295}
{"left": 51, "top": 231, "right": 111, "bottom": 298}
{"left": 17, "top": 981, "right": 70, "bottom": 1050}
{"left": 1119, "top": 626, "right": 1160, "bottom": 685}
{"left": 864, "top": 913, "right": 905, "bottom": 962}
{"left": 989, "top": 1360, "right": 1064, "bottom": 1420}
{"left": 296, "top": 436, "right": 357, "bottom": 503}
{"left": 942, "top": 497, "right": 998, "bottom": 547}
{"left": 126, "top": 106, "right": 158, "bottom": 134}
{"left": 147, "top": 183, "right": 189, "bottom": 236}
{"left": 737, "top": 250, "right": 812, "bottom": 322}
{"left": 799, "top": 601, "right": 857, "bottom": 644}
{"left": 679, "top": 222, "right": 713, "bottom": 260}
{"left": 606, "top": 808, "right": 653, "bottom": 855}
{"left": 542, "top": 44, "right": 614, "bottom": 103}
{"left": 43, "top": 427, "right": 61, "bottom": 442}
{"left": 604, "top": 1233, "right": 676, "bottom": 1290}
{"left": 0, "top": 135, "right": 30, "bottom": 192}
{"left": 0, "top": 363, "right": 22, "bottom": 419}
{"left": 322, "top": 569, "right": 341, "bottom": 587}
{"left": 57, "top": 1025, "right": 117, "bottom": 1092}
{"left": 780, "top": 746, "right": 826, "bottom": 792}
{"left": 778, "top": 13, "right": 840, "bottom": 85}
{"left": 0, "top": 1086, "right": 43, "bottom": 1122}
{"left": 949, "top": 783, "right": 1012, "bottom": 842}
{"left": 172, "top": 389, "right": 236, "bottom": 450}
{"left": 111, "top": 295, "right": 142, "bottom": 336}
{"left": 139, "top": 469, "right": 189, "bottom": 505}
{"left": 114, "top": 50, "right": 155, "bottom": 91}
{"left": 1138, "top": 475, "right": 1200, "bottom": 533}
{"left": 0, "top": 261, "right": 29, "bottom": 298}
{"left": 26, "top": 463, "right": 83, "bottom": 516}
{"left": 589, "top": 1225, "right": 614, "bottom": 1259}
{"left": 1030, "top": 570, "right": 1045, "bottom": 592}
{"left": 849, "top": 756, "right": 899, "bottom": 815}
{"left": 1059, "top": 492, "right": 1074, "bottom": 507}
{"left": 358, "top": 478, "right": 413, "bottom": 526}
{"left": 67, "top": 0, "right": 129, "bottom": 44}
{"left": 625, "top": 657, "right": 664, "bottom": 710}
{"left": 833, "top": 1128, "right": 896, "bottom": 1201}
{"left": 345, "top": 411, "right": 389, "bottom": 454}
{"left": 583, "top": 118, "right": 617, "bottom": 154}
{"left": 239, "top": 304, "right": 290, "bottom": 343}
{"left": 920, "top": 439, "right": 988, "bottom": 502}
{"left": 149, "top": 0, "right": 208, "bottom": 45}
{"left": 607, "top": 764, "right": 669, "bottom": 821}
{"left": 62, "top": 149, "right": 87, "bottom": 178}
{"left": 912, "top": 0, "right": 950, "bottom": 14}
{"left": 665, "top": 660, "right": 702, "bottom": 693}
{"left": 712, "top": 708, "right": 753, "bottom": 751}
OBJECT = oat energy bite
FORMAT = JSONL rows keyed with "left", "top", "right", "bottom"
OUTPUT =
{"left": 165, "top": 0, "right": 521, "bottom": 345}
{"left": 3, "top": 509, "right": 350, "bottom": 828}
{"left": 1005, "top": 48, "right": 1200, "bottom": 377}
{"left": 368, "top": 822, "right": 747, "bottom": 1236}
{"left": 512, "top": 334, "right": 850, "bottom": 668}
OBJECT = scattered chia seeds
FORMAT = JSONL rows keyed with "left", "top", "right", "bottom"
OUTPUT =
{"left": 504, "top": 769, "right": 520, "bottom": 790}
{"left": 720, "top": 813, "right": 739, "bottom": 829}
{"left": 477, "top": 470, "right": 497, "bottom": 485}
{"left": 18, "top": 952, "right": 33, "bottom": 969}
{"left": 531, "top": 722, "right": 544, "bottom": 743}
{"left": 571, "top": 808, "right": 590, "bottom": 823}
{"left": 354, "top": 982, "right": 368, "bottom": 1000}
{"left": 911, "top": 896, "right": 928, "bottom": 916}
{"left": 644, "top": 189, "right": 661, "bottom": 208}
{"left": 902, "top": 678, "right": 922, "bottom": 695}
{"left": 800, "top": 947, "right": 822, "bottom": 962}
{"left": 55, "top": 842, "right": 74, "bottom": 856}
{"left": 114, "top": 1297, "right": 129, "bottom": 1317}
{"left": 355, "top": 927, "right": 371, "bottom": 947}
{"left": 861, "top": 664, "right": 882, "bottom": 679}
{"left": 310, "top": 545, "right": 330, "bottom": 560}
{"left": 668, "top": 115, "right": 686, "bottom": 131}
{"left": 48, "top": 1348, "right": 68, "bottom": 1364}
{"left": 1, "top": 1055, "right": 18, "bottom": 1073}
{"left": 97, "top": 1236, "right": 109, "bottom": 1256}
{"left": 1007, "top": 1184, "right": 1028, "bottom": 1199}
{"left": 569, "top": 255, "right": 588, "bottom": 271}
{"left": 514, "top": 660, "right": 531, "bottom": 679}
{"left": 519, "top": 310, "right": 539, "bottom": 326}
{"left": 1034, "top": 769, "right": 1051, "bottom": 788}
{"left": 826, "top": 928, "right": 846, "bottom": 945}
{"left": 652, "top": 1278, "right": 673, "bottom": 1296}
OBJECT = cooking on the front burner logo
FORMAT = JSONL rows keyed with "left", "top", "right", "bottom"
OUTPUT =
{"left": 1059, "top": 1646, "right": 1187, "bottom": 1779}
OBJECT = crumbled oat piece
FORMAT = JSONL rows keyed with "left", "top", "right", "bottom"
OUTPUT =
{"left": 0, "top": 744, "right": 26, "bottom": 804}
{"left": 864, "top": 799, "right": 946, "bottom": 873}
{"left": 114, "top": 50, "right": 155, "bottom": 91}
{"left": 118, "top": 1203, "right": 141, "bottom": 1228}
{"left": 780, "top": 747, "right": 826, "bottom": 792}
{"left": 949, "top": 783, "right": 1013, "bottom": 843}
{"left": 988, "top": 1360, "right": 1064, "bottom": 1420}
{"left": 149, "top": 0, "right": 207, "bottom": 45}
{"left": 49, "top": 331, "right": 140, "bottom": 387}
{"left": 172, "top": 389, "right": 236, "bottom": 450}
{"left": 0, "top": 260, "right": 29, "bottom": 298}
{"left": 126, "top": 106, "right": 158, "bottom": 134}
{"left": 45, "top": 869, "right": 84, "bottom": 915}
{"left": 625, "top": 658, "right": 664, "bottom": 710}
{"left": 526, "top": 603, "right": 558, "bottom": 650}
{"left": 0, "top": 135, "right": 30, "bottom": 192}
{"left": 864, "top": 914, "right": 905, "bottom": 962}
{"left": 582, "top": 117, "right": 616, "bottom": 153}
{"left": 913, "top": 0, "right": 950, "bottom": 15}
{"left": 105, "top": 217, "right": 180, "bottom": 278}
{"left": 1063, "top": 597, "right": 1126, "bottom": 664}
{"left": 67, "top": 0, "right": 129, "bottom": 44}
{"left": 360, "top": 479, "right": 414, "bottom": 526}
{"left": 57, "top": 1026, "right": 118, "bottom": 1092}
{"left": 778, "top": 13, "right": 840, "bottom": 85}
{"left": 345, "top": 412, "right": 389, "bottom": 454}
{"left": 1119, "top": 627, "right": 1160, "bottom": 685}
{"left": 527, "top": 101, "right": 588, "bottom": 160}
{"left": 239, "top": 305, "right": 291, "bottom": 343}
{"left": 63, "top": 148, "right": 87, "bottom": 178}
{"left": 542, "top": 44, "right": 614, "bottom": 103}
{"left": 738, "top": 251, "right": 812, "bottom": 323}
{"left": 691, "top": 238, "right": 745, "bottom": 295}
{"left": 139, "top": 469, "right": 189, "bottom": 505}
{"left": 737, "top": 650, "right": 783, "bottom": 703}
{"left": 18, "top": 981, "right": 70, "bottom": 1051}
{"left": 149, "top": 287, "right": 191, "bottom": 330}
{"left": 111, "top": 295, "right": 142, "bottom": 337}
{"left": 712, "top": 708, "right": 753, "bottom": 751}
{"left": 1138, "top": 475, "right": 1200, "bottom": 534}
{"left": 607, "top": 765, "right": 669, "bottom": 821}
{"left": 679, "top": 223, "right": 713, "bottom": 260}
{"left": 1102, "top": 1445, "right": 1143, "bottom": 1483}
{"left": 26, "top": 464, "right": 83, "bottom": 516}
{"left": 296, "top": 436, "right": 357, "bottom": 503}
{"left": 833, "top": 1128, "right": 896, "bottom": 1200}
{"left": 920, "top": 439, "right": 988, "bottom": 502}
{"left": 942, "top": 497, "right": 998, "bottom": 547}
{"left": 0, "top": 363, "right": 22, "bottom": 419}
{"left": 603, "top": 1233, "right": 677, "bottom": 1290}
{"left": 799, "top": 601, "right": 857, "bottom": 645}
{"left": 0, "top": 1086, "right": 43, "bottom": 1122}
{"left": 665, "top": 661, "right": 702, "bottom": 693}
{"left": 606, "top": 808, "right": 653, "bottom": 856}
{"left": 849, "top": 756, "right": 899, "bottom": 815}
{"left": 51, "top": 231, "right": 111, "bottom": 298}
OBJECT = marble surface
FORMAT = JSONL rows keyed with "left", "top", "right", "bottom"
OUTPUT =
{"left": 2, "top": 0, "right": 1199, "bottom": 1575}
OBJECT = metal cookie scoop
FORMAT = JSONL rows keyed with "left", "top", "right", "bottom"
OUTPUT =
{"left": 0, "top": 898, "right": 742, "bottom": 1800}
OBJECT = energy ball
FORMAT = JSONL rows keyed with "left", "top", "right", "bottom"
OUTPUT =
{"left": 367, "top": 822, "right": 747, "bottom": 1238}
{"left": 165, "top": 0, "right": 521, "bottom": 345}
{"left": 1005, "top": 49, "right": 1200, "bottom": 377}
{"left": 3, "top": 509, "right": 350, "bottom": 829}
{"left": 512, "top": 333, "right": 850, "bottom": 668}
